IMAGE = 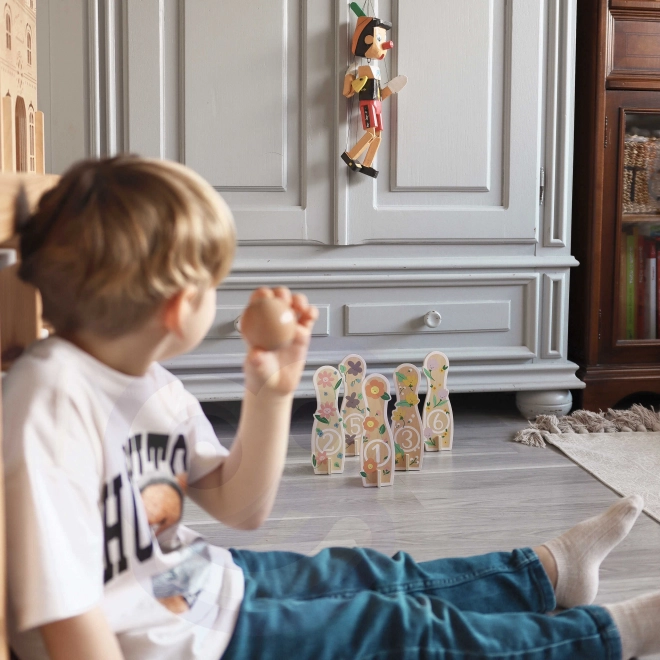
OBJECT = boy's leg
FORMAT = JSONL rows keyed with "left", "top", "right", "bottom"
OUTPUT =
{"left": 542, "top": 494, "right": 643, "bottom": 607}
{"left": 230, "top": 495, "right": 642, "bottom": 615}
{"left": 223, "top": 586, "right": 621, "bottom": 660}
{"left": 232, "top": 545, "right": 554, "bottom": 615}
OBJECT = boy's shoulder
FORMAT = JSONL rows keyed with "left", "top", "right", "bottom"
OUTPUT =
{"left": 4, "top": 337, "right": 75, "bottom": 399}
{"left": 3, "top": 336, "right": 184, "bottom": 415}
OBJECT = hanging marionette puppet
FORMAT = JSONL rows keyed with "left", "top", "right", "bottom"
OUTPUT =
{"left": 341, "top": 2, "right": 407, "bottom": 179}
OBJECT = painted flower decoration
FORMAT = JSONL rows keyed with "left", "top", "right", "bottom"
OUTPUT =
{"left": 346, "top": 434, "right": 357, "bottom": 447}
{"left": 319, "top": 403, "right": 337, "bottom": 418}
{"left": 423, "top": 427, "right": 433, "bottom": 438}
{"left": 366, "top": 381, "right": 386, "bottom": 399}
{"left": 437, "top": 388, "right": 449, "bottom": 400}
{"left": 347, "top": 360, "right": 363, "bottom": 376}
{"left": 392, "top": 410, "right": 405, "bottom": 422}
{"left": 405, "top": 393, "right": 420, "bottom": 406}
{"left": 363, "top": 459, "right": 378, "bottom": 474}
{"left": 427, "top": 359, "right": 438, "bottom": 371}
{"left": 317, "top": 451, "right": 328, "bottom": 464}
{"left": 317, "top": 370, "right": 335, "bottom": 388}
{"left": 344, "top": 392, "right": 360, "bottom": 409}
{"left": 364, "top": 417, "right": 378, "bottom": 432}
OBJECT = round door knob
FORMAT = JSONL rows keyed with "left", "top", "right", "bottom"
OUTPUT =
{"left": 234, "top": 316, "right": 242, "bottom": 333}
{"left": 424, "top": 311, "right": 442, "bottom": 328}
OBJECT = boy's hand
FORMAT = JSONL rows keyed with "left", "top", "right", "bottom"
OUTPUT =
{"left": 242, "top": 287, "right": 317, "bottom": 397}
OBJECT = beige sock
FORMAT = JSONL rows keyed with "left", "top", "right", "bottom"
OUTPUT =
{"left": 606, "top": 592, "right": 660, "bottom": 659}
{"left": 543, "top": 495, "right": 644, "bottom": 608}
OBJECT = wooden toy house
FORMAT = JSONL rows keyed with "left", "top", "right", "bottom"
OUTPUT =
{"left": 0, "top": 0, "right": 44, "bottom": 174}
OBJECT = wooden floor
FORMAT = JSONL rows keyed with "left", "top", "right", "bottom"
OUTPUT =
{"left": 187, "top": 392, "right": 660, "bottom": 640}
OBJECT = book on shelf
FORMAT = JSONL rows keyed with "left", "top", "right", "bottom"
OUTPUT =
{"left": 626, "top": 233, "right": 636, "bottom": 339}
{"left": 657, "top": 240, "right": 660, "bottom": 338}
{"left": 636, "top": 231, "right": 646, "bottom": 337}
{"left": 644, "top": 238, "right": 657, "bottom": 339}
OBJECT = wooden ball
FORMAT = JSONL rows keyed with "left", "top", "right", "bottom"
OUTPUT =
{"left": 240, "top": 297, "right": 297, "bottom": 351}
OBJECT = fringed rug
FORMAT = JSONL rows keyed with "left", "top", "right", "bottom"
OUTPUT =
{"left": 513, "top": 405, "right": 660, "bottom": 523}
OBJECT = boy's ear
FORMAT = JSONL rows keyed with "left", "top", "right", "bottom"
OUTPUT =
{"left": 364, "top": 35, "right": 374, "bottom": 45}
{"left": 162, "top": 288, "right": 196, "bottom": 338}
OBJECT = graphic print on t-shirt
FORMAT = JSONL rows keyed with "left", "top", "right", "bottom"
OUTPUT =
{"left": 103, "top": 431, "right": 215, "bottom": 613}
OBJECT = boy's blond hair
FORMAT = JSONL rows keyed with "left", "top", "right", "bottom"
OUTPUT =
{"left": 17, "top": 155, "right": 236, "bottom": 337}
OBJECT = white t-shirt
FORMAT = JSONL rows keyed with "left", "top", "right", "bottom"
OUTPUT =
{"left": 3, "top": 337, "right": 244, "bottom": 660}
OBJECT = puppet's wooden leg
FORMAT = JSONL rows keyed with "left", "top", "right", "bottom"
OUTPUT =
{"left": 357, "top": 132, "right": 382, "bottom": 178}
{"left": 362, "top": 134, "right": 382, "bottom": 167}
{"left": 346, "top": 128, "right": 377, "bottom": 161}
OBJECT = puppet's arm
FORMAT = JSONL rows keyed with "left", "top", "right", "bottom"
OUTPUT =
{"left": 382, "top": 74, "right": 408, "bottom": 101}
{"left": 343, "top": 73, "right": 356, "bottom": 98}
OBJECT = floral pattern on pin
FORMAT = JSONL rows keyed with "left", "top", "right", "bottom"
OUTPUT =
{"left": 347, "top": 360, "right": 363, "bottom": 376}
{"left": 363, "top": 459, "right": 378, "bottom": 474}
{"left": 366, "top": 381, "right": 386, "bottom": 399}
{"left": 344, "top": 392, "right": 360, "bottom": 409}
{"left": 317, "top": 370, "right": 335, "bottom": 388}
{"left": 392, "top": 410, "right": 405, "bottom": 422}
{"left": 318, "top": 403, "right": 337, "bottom": 418}
{"left": 364, "top": 417, "right": 378, "bottom": 432}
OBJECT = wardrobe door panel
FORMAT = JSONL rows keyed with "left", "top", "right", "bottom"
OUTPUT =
{"left": 343, "top": 0, "right": 544, "bottom": 244}
{"left": 182, "top": 1, "right": 334, "bottom": 244}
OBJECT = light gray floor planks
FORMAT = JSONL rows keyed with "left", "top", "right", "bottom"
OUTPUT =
{"left": 188, "top": 392, "right": 660, "bottom": 655}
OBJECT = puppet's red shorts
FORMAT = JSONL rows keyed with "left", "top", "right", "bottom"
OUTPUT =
{"left": 360, "top": 101, "right": 383, "bottom": 132}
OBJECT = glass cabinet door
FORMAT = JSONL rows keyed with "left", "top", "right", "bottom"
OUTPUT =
{"left": 618, "top": 111, "right": 660, "bottom": 343}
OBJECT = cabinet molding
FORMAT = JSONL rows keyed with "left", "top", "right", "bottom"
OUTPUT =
{"left": 87, "top": 0, "right": 101, "bottom": 157}
{"left": 228, "top": 255, "right": 580, "bottom": 274}
{"left": 541, "top": 273, "right": 567, "bottom": 359}
{"left": 542, "top": 0, "right": 576, "bottom": 248}
{"left": 221, "top": 271, "right": 541, "bottom": 290}
{"left": 174, "top": 361, "right": 584, "bottom": 402}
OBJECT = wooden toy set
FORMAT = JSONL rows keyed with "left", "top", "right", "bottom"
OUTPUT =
{"left": 311, "top": 352, "right": 454, "bottom": 488}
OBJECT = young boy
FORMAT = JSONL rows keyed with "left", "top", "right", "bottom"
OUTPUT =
{"left": 4, "top": 155, "right": 660, "bottom": 660}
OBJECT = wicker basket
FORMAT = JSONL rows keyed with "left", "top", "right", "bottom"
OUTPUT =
{"left": 623, "top": 136, "right": 660, "bottom": 214}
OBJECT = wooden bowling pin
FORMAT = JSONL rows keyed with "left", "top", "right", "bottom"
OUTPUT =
{"left": 422, "top": 351, "right": 454, "bottom": 451}
{"left": 339, "top": 354, "right": 367, "bottom": 457}
{"left": 391, "top": 363, "right": 424, "bottom": 470}
{"left": 311, "top": 366, "right": 344, "bottom": 474}
{"left": 360, "top": 374, "right": 394, "bottom": 487}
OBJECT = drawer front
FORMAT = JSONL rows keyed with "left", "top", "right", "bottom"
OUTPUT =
{"left": 345, "top": 301, "right": 511, "bottom": 336}
{"left": 610, "top": 15, "right": 660, "bottom": 85}
{"left": 171, "top": 274, "right": 540, "bottom": 369}
{"left": 207, "top": 304, "right": 330, "bottom": 339}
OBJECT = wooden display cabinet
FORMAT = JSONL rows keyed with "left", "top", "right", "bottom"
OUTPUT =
{"left": 571, "top": 0, "right": 660, "bottom": 410}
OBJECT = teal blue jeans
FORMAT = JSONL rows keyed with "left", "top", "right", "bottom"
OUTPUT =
{"left": 224, "top": 547, "right": 621, "bottom": 659}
